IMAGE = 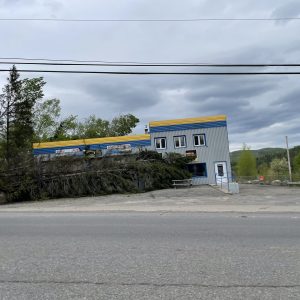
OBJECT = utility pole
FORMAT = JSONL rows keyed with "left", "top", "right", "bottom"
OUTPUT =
{"left": 285, "top": 136, "right": 292, "bottom": 182}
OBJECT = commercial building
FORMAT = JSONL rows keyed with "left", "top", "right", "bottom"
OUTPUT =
{"left": 33, "top": 114, "right": 231, "bottom": 185}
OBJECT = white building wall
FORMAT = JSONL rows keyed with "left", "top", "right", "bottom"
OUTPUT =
{"left": 150, "top": 126, "right": 232, "bottom": 185}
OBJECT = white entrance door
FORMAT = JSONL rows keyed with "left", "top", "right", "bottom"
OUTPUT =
{"left": 215, "top": 162, "right": 228, "bottom": 186}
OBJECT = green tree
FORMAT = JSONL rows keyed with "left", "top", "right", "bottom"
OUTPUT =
{"left": 52, "top": 115, "right": 78, "bottom": 141}
{"left": 77, "top": 115, "right": 110, "bottom": 138}
{"left": 237, "top": 144, "right": 257, "bottom": 177}
{"left": 270, "top": 157, "right": 289, "bottom": 178}
{"left": 48, "top": 113, "right": 139, "bottom": 141}
{"left": 293, "top": 152, "right": 300, "bottom": 173}
{"left": 0, "top": 66, "right": 45, "bottom": 164}
{"left": 109, "top": 114, "right": 139, "bottom": 136}
{"left": 257, "top": 162, "right": 269, "bottom": 176}
{"left": 0, "top": 65, "right": 22, "bottom": 162}
{"left": 34, "top": 98, "right": 61, "bottom": 142}
{"left": 13, "top": 77, "right": 45, "bottom": 152}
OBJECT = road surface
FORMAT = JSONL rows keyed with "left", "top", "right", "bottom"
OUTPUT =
{"left": 0, "top": 212, "right": 300, "bottom": 299}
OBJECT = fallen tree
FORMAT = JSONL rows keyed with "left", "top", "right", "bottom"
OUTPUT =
{"left": 0, "top": 151, "right": 192, "bottom": 203}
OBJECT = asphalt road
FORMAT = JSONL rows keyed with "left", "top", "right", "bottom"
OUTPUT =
{"left": 0, "top": 212, "right": 300, "bottom": 299}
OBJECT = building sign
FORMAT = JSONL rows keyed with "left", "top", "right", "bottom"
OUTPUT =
{"left": 186, "top": 150, "right": 197, "bottom": 158}
{"left": 55, "top": 148, "right": 81, "bottom": 155}
{"left": 107, "top": 144, "right": 132, "bottom": 153}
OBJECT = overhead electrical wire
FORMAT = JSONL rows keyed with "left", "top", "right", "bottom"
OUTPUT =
{"left": 0, "top": 61, "right": 300, "bottom": 68}
{"left": 0, "top": 57, "right": 160, "bottom": 64}
{"left": 1, "top": 58, "right": 300, "bottom": 75}
{"left": 1, "top": 69, "right": 300, "bottom": 75}
{"left": 0, "top": 17, "right": 299, "bottom": 22}
{"left": 2, "top": 58, "right": 300, "bottom": 67}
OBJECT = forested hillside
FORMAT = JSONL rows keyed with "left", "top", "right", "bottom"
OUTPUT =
{"left": 231, "top": 146, "right": 300, "bottom": 179}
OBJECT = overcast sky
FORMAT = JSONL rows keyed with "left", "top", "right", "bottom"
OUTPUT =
{"left": 0, "top": 0, "right": 300, "bottom": 151}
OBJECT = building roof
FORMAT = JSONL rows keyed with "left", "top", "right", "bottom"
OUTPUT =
{"left": 33, "top": 134, "right": 150, "bottom": 150}
{"left": 149, "top": 115, "right": 227, "bottom": 133}
{"left": 149, "top": 115, "right": 226, "bottom": 127}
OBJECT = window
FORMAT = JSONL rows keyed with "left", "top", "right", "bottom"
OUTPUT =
{"left": 174, "top": 135, "right": 186, "bottom": 148}
{"left": 155, "top": 137, "right": 166, "bottom": 149}
{"left": 217, "top": 164, "right": 224, "bottom": 176}
{"left": 194, "top": 134, "right": 206, "bottom": 146}
{"left": 187, "top": 163, "right": 207, "bottom": 177}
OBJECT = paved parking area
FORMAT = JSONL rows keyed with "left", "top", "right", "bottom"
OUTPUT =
{"left": 0, "top": 184, "right": 299, "bottom": 213}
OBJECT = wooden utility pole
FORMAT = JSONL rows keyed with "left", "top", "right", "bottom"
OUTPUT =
{"left": 285, "top": 136, "right": 292, "bottom": 182}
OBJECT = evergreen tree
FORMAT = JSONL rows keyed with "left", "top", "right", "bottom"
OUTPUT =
{"left": 13, "top": 77, "right": 45, "bottom": 154}
{"left": 237, "top": 144, "right": 257, "bottom": 177}
{"left": 0, "top": 66, "right": 22, "bottom": 163}
{"left": 0, "top": 66, "right": 45, "bottom": 167}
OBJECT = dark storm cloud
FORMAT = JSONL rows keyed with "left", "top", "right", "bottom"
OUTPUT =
{"left": 82, "top": 77, "right": 162, "bottom": 110}
{"left": 273, "top": 89, "right": 300, "bottom": 107}
{"left": 228, "top": 88, "right": 300, "bottom": 135}
{"left": 272, "top": 89, "right": 300, "bottom": 120}
{"left": 171, "top": 76, "right": 278, "bottom": 132}
{"left": 186, "top": 77, "right": 275, "bottom": 100}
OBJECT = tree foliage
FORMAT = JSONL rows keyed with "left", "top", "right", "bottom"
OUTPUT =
{"left": 0, "top": 65, "right": 22, "bottom": 162}
{"left": 34, "top": 98, "right": 61, "bottom": 142}
{"left": 33, "top": 99, "right": 140, "bottom": 141}
{"left": 236, "top": 144, "right": 257, "bottom": 177}
{"left": 270, "top": 157, "right": 289, "bottom": 177}
{"left": 109, "top": 114, "right": 139, "bottom": 137}
{"left": 0, "top": 66, "right": 45, "bottom": 165}
{"left": 76, "top": 115, "right": 110, "bottom": 139}
{"left": 52, "top": 115, "right": 78, "bottom": 141}
{"left": 293, "top": 151, "right": 300, "bottom": 173}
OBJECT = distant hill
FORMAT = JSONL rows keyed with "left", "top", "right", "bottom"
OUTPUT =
{"left": 230, "top": 146, "right": 300, "bottom": 166}
{"left": 230, "top": 148, "right": 285, "bottom": 163}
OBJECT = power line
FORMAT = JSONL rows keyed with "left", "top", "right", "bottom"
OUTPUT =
{"left": 0, "top": 61, "right": 216, "bottom": 67}
{"left": 0, "top": 17, "right": 299, "bottom": 22}
{"left": 1, "top": 69, "right": 300, "bottom": 75}
{"left": 2, "top": 57, "right": 300, "bottom": 67}
{"left": 1, "top": 61, "right": 300, "bottom": 68}
{"left": 0, "top": 61, "right": 240, "bottom": 67}
{"left": 0, "top": 57, "right": 156, "bottom": 64}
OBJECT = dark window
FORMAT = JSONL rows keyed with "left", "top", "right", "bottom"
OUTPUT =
{"left": 155, "top": 137, "right": 166, "bottom": 149}
{"left": 217, "top": 164, "right": 224, "bottom": 176}
{"left": 187, "top": 163, "right": 207, "bottom": 177}
{"left": 174, "top": 135, "right": 186, "bottom": 148}
{"left": 194, "top": 134, "right": 206, "bottom": 146}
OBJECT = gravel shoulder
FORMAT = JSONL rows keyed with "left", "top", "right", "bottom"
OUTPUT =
{"left": 0, "top": 184, "right": 300, "bottom": 213}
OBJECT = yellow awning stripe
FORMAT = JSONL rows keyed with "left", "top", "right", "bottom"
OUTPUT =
{"left": 33, "top": 134, "right": 150, "bottom": 149}
{"left": 149, "top": 115, "right": 227, "bottom": 127}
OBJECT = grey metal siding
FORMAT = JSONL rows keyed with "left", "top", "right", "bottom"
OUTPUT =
{"left": 150, "top": 126, "right": 231, "bottom": 184}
